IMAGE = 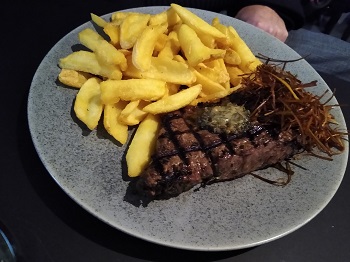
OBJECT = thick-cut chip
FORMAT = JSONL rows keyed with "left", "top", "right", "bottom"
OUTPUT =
{"left": 120, "top": 100, "right": 139, "bottom": 120}
{"left": 100, "top": 79, "right": 167, "bottom": 104}
{"left": 212, "top": 18, "right": 261, "bottom": 72}
{"left": 190, "top": 84, "right": 242, "bottom": 105}
{"left": 166, "top": 7, "right": 182, "bottom": 27}
{"left": 58, "top": 69, "right": 92, "bottom": 88}
{"left": 227, "top": 65, "right": 244, "bottom": 86}
{"left": 197, "top": 33, "right": 216, "bottom": 48}
{"left": 78, "top": 28, "right": 127, "bottom": 71}
{"left": 192, "top": 69, "right": 226, "bottom": 95}
{"left": 90, "top": 13, "right": 107, "bottom": 28}
{"left": 125, "top": 56, "right": 196, "bottom": 85}
{"left": 194, "top": 62, "right": 229, "bottom": 84}
{"left": 59, "top": 51, "right": 122, "bottom": 80}
{"left": 103, "top": 23, "right": 120, "bottom": 47}
{"left": 212, "top": 17, "right": 234, "bottom": 47}
{"left": 103, "top": 101, "right": 129, "bottom": 144}
{"left": 146, "top": 57, "right": 196, "bottom": 85}
{"left": 154, "top": 33, "right": 168, "bottom": 52}
{"left": 95, "top": 41, "right": 127, "bottom": 71}
{"left": 216, "top": 58, "right": 231, "bottom": 89}
{"left": 191, "top": 89, "right": 229, "bottom": 105}
{"left": 119, "top": 13, "right": 150, "bottom": 49}
{"left": 166, "top": 83, "right": 180, "bottom": 96}
{"left": 74, "top": 77, "right": 103, "bottom": 130}
{"left": 173, "top": 54, "right": 187, "bottom": 64}
{"left": 119, "top": 100, "right": 149, "bottom": 126}
{"left": 224, "top": 48, "right": 242, "bottom": 65}
{"left": 171, "top": 3, "right": 226, "bottom": 39}
{"left": 177, "top": 24, "right": 225, "bottom": 66}
{"left": 149, "top": 10, "right": 168, "bottom": 26}
{"left": 111, "top": 11, "right": 139, "bottom": 23}
{"left": 157, "top": 31, "right": 180, "bottom": 59}
{"left": 149, "top": 8, "right": 181, "bottom": 27}
{"left": 123, "top": 54, "right": 142, "bottom": 79}
{"left": 78, "top": 28, "right": 105, "bottom": 49}
{"left": 227, "top": 26, "right": 262, "bottom": 72}
{"left": 143, "top": 84, "right": 202, "bottom": 114}
{"left": 145, "top": 57, "right": 196, "bottom": 85}
{"left": 132, "top": 24, "right": 168, "bottom": 71}
{"left": 126, "top": 113, "right": 160, "bottom": 177}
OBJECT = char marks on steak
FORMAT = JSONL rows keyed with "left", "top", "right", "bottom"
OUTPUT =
{"left": 136, "top": 106, "right": 302, "bottom": 199}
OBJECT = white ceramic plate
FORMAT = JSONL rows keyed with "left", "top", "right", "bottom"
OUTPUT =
{"left": 28, "top": 7, "right": 348, "bottom": 251}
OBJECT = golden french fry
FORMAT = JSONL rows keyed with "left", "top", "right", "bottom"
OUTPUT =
{"left": 197, "top": 33, "right": 216, "bottom": 48}
{"left": 166, "top": 83, "right": 180, "bottom": 95}
{"left": 124, "top": 55, "right": 195, "bottom": 85}
{"left": 191, "top": 85, "right": 242, "bottom": 105}
{"left": 149, "top": 10, "right": 168, "bottom": 26}
{"left": 224, "top": 48, "right": 242, "bottom": 65}
{"left": 149, "top": 8, "right": 181, "bottom": 27}
{"left": 212, "top": 17, "right": 234, "bottom": 47}
{"left": 90, "top": 13, "right": 107, "bottom": 28}
{"left": 100, "top": 79, "right": 167, "bottom": 104}
{"left": 103, "top": 23, "right": 120, "bottom": 47}
{"left": 157, "top": 42, "right": 174, "bottom": 59}
{"left": 212, "top": 18, "right": 261, "bottom": 72}
{"left": 226, "top": 65, "right": 244, "bottom": 86}
{"left": 78, "top": 28, "right": 105, "bottom": 49}
{"left": 143, "top": 84, "right": 202, "bottom": 114}
{"left": 154, "top": 33, "right": 168, "bottom": 52}
{"left": 123, "top": 54, "right": 143, "bottom": 79}
{"left": 227, "top": 26, "right": 262, "bottom": 72}
{"left": 103, "top": 101, "right": 129, "bottom": 144}
{"left": 111, "top": 11, "right": 139, "bottom": 23}
{"left": 190, "top": 89, "right": 229, "bottom": 105}
{"left": 177, "top": 24, "right": 225, "bottom": 66}
{"left": 95, "top": 41, "right": 127, "bottom": 71}
{"left": 247, "top": 60, "right": 263, "bottom": 72}
{"left": 119, "top": 13, "right": 150, "bottom": 49}
{"left": 74, "top": 77, "right": 103, "bottom": 130}
{"left": 132, "top": 56, "right": 196, "bottom": 85}
{"left": 173, "top": 54, "right": 187, "bottom": 64}
{"left": 120, "top": 100, "right": 139, "bottom": 117}
{"left": 126, "top": 113, "right": 160, "bottom": 177}
{"left": 171, "top": 3, "right": 226, "bottom": 39}
{"left": 59, "top": 51, "right": 122, "bottom": 80}
{"left": 58, "top": 69, "right": 92, "bottom": 88}
{"left": 78, "top": 28, "right": 127, "bottom": 71}
{"left": 216, "top": 58, "right": 231, "bottom": 89}
{"left": 119, "top": 100, "right": 149, "bottom": 126}
{"left": 192, "top": 69, "right": 226, "bottom": 95}
{"left": 157, "top": 31, "right": 180, "bottom": 59}
{"left": 194, "top": 62, "right": 229, "bottom": 84}
{"left": 132, "top": 24, "right": 168, "bottom": 71}
{"left": 166, "top": 7, "right": 182, "bottom": 27}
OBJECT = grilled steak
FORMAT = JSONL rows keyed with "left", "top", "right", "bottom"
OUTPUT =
{"left": 134, "top": 64, "right": 345, "bottom": 199}
{"left": 136, "top": 104, "right": 302, "bottom": 199}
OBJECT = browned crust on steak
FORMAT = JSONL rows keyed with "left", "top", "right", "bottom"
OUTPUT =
{"left": 136, "top": 107, "right": 301, "bottom": 199}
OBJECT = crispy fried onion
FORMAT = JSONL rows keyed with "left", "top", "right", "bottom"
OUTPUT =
{"left": 238, "top": 63, "right": 347, "bottom": 185}
{"left": 241, "top": 63, "right": 346, "bottom": 158}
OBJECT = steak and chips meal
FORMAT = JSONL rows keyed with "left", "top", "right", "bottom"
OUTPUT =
{"left": 57, "top": 4, "right": 346, "bottom": 199}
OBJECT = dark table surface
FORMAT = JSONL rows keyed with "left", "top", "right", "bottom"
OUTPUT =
{"left": 1, "top": 1, "right": 350, "bottom": 261}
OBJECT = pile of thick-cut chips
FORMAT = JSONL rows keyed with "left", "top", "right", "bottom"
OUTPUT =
{"left": 58, "top": 4, "right": 262, "bottom": 177}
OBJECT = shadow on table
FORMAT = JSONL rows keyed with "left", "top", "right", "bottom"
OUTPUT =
{"left": 17, "top": 91, "right": 253, "bottom": 261}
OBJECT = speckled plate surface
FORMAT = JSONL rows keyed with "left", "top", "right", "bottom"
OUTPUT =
{"left": 28, "top": 7, "right": 348, "bottom": 251}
